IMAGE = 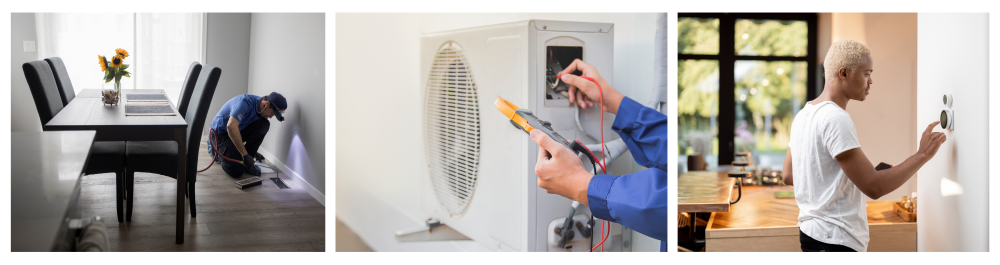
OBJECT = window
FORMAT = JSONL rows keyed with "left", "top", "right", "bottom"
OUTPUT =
{"left": 678, "top": 13, "right": 818, "bottom": 169}
{"left": 36, "top": 13, "right": 204, "bottom": 104}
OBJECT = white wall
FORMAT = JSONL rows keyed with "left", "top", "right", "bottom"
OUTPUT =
{"left": 826, "top": 13, "right": 919, "bottom": 201}
{"left": 204, "top": 13, "right": 251, "bottom": 136}
{"left": 336, "top": 13, "right": 657, "bottom": 251}
{"left": 11, "top": 13, "right": 42, "bottom": 132}
{"left": 916, "top": 13, "right": 989, "bottom": 252}
{"left": 248, "top": 13, "right": 326, "bottom": 201}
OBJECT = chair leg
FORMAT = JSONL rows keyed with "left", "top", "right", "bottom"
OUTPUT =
{"left": 125, "top": 170, "right": 135, "bottom": 222}
{"left": 188, "top": 181, "right": 197, "bottom": 218}
{"left": 115, "top": 171, "right": 124, "bottom": 223}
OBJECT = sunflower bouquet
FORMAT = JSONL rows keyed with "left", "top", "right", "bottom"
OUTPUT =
{"left": 97, "top": 48, "right": 132, "bottom": 103}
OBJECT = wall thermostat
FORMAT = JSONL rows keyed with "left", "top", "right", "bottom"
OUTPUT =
{"left": 940, "top": 109, "right": 954, "bottom": 130}
{"left": 943, "top": 94, "right": 953, "bottom": 107}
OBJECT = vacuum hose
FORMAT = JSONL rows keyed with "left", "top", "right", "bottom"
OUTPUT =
{"left": 198, "top": 128, "right": 245, "bottom": 172}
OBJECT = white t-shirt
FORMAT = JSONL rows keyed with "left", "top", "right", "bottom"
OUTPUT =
{"left": 789, "top": 101, "right": 868, "bottom": 252}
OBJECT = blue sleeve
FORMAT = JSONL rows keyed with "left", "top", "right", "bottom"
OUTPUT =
{"left": 230, "top": 99, "right": 251, "bottom": 126}
{"left": 587, "top": 168, "right": 669, "bottom": 241}
{"left": 612, "top": 96, "right": 669, "bottom": 173}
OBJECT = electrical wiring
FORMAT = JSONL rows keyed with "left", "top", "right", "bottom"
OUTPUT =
{"left": 561, "top": 74, "right": 613, "bottom": 252}
{"left": 560, "top": 75, "right": 607, "bottom": 174}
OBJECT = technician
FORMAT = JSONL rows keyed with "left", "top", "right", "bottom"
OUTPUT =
{"left": 531, "top": 59, "right": 669, "bottom": 251}
{"left": 782, "top": 39, "right": 946, "bottom": 252}
{"left": 207, "top": 92, "right": 288, "bottom": 178}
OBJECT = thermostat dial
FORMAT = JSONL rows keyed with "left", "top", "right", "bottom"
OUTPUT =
{"left": 940, "top": 110, "right": 954, "bottom": 130}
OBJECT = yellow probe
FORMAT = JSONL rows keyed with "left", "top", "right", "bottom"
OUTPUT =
{"left": 494, "top": 96, "right": 534, "bottom": 133}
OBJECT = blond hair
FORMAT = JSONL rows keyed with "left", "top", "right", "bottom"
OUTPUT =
{"left": 823, "top": 39, "right": 872, "bottom": 81}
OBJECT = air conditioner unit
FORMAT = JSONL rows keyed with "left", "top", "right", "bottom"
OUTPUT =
{"left": 419, "top": 20, "right": 626, "bottom": 252}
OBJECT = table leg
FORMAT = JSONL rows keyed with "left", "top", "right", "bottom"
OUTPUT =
{"left": 690, "top": 213, "right": 705, "bottom": 246}
{"left": 175, "top": 128, "right": 187, "bottom": 244}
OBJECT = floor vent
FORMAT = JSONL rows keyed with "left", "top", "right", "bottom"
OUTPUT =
{"left": 271, "top": 177, "right": 290, "bottom": 189}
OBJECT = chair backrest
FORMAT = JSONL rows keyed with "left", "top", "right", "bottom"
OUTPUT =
{"left": 176, "top": 62, "right": 202, "bottom": 118}
{"left": 184, "top": 65, "right": 221, "bottom": 179}
{"left": 44, "top": 57, "right": 75, "bottom": 106}
{"left": 23, "top": 60, "right": 65, "bottom": 126}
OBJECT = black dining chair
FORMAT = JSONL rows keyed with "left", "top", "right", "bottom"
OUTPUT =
{"left": 23, "top": 60, "right": 128, "bottom": 222}
{"left": 176, "top": 62, "right": 202, "bottom": 118}
{"left": 124, "top": 65, "right": 221, "bottom": 220}
{"left": 43, "top": 57, "right": 75, "bottom": 106}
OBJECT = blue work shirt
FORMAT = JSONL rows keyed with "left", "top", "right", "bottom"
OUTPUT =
{"left": 587, "top": 96, "right": 670, "bottom": 252}
{"left": 210, "top": 94, "right": 264, "bottom": 134}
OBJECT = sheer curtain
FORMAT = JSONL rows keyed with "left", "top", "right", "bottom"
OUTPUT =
{"left": 36, "top": 13, "right": 204, "bottom": 103}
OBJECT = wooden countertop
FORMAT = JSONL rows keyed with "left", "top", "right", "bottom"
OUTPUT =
{"left": 678, "top": 171, "right": 735, "bottom": 213}
{"left": 707, "top": 185, "right": 914, "bottom": 239}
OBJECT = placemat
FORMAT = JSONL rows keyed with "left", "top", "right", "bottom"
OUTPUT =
{"left": 125, "top": 104, "right": 176, "bottom": 116}
{"left": 126, "top": 93, "right": 168, "bottom": 102}
{"left": 774, "top": 191, "right": 795, "bottom": 199}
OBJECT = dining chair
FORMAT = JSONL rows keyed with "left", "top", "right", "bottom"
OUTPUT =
{"left": 176, "top": 62, "right": 202, "bottom": 118}
{"left": 23, "top": 60, "right": 128, "bottom": 222}
{"left": 43, "top": 57, "right": 75, "bottom": 106}
{"left": 124, "top": 65, "right": 221, "bottom": 220}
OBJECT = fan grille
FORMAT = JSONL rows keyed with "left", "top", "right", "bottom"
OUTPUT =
{"left": 424, "top": 42, "right": 481, "bottom": 217}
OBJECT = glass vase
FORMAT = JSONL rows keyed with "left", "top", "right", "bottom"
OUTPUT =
{"left": 102, "top": 82, "right": 121, "bottom": 104}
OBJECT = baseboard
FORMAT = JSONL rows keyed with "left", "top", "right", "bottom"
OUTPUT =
{"left": 258, "top": 148, "right": 325, "bottom": 206}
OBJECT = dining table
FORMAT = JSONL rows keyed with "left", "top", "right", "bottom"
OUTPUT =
{"left": 44, "top": 88, "right": 190, "bottom": 244}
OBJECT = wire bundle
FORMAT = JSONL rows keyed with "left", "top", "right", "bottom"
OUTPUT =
{"left": 560, "top": 74, "right": 612, "bottom": 252}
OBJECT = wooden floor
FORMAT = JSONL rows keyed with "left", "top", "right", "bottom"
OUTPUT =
{"left": 78, "top": 142, "right": 326, "bottom": 252}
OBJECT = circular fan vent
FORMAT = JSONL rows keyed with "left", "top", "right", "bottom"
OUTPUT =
{"left": 423, "top": 42, "right": 481, "bottom": 217}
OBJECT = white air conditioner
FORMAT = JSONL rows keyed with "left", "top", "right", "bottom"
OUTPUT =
{"left": 418, "top": 20, "right": 628, "bottom": 252}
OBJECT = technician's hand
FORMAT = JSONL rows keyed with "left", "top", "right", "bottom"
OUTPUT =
{"left": 531, "top": 129, "right": 594, "bottom": 206}
{"left": 560, "top": 59, "right": 624, "bottom": 114}
{"left": 917, "top": 121, "right": 947, "bottom": 162}
{"left": 243, "top": 154, "right": 255, "bottom": 166}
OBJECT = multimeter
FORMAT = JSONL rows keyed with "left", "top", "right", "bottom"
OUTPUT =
{"left": 494, "top": 96, "right": 599, "bottom": 163}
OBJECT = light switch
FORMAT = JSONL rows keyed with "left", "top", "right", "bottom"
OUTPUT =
{"left": 23, "top": 41, "right": 35, "bottom": 52}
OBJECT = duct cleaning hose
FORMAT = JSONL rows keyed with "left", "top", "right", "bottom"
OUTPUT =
{"left": 198, "top": 128, "right": 245, "bottom": 172}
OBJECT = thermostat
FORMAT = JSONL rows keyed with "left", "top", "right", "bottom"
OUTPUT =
{"left": 943, "top": 94, "right": 953, "bottom": 107}
{"left": 940, "top": 110, "right": 954, "bottom": 130}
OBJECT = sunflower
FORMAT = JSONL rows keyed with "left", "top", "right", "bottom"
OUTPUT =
{"left": 110, "top": 55, "right": 123, "bottom": 68}
{"left": 98, "top": 55, "right": 107, "bottom": 72}
{"left": 115, "top": 48, "right": 129, "bottom": 59}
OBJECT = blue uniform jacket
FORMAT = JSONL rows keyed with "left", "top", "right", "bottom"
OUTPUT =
{"left": 586, "top": 96, "right": 669, "bottom": 251}
{"left": 209, "top": 94, "right": 265, "bottom": 134}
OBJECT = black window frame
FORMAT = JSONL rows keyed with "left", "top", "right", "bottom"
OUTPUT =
{"left": 679, "top": 13, "right": 819, "bottom": 166}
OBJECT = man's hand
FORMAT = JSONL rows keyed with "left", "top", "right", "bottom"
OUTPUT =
{"left": 243, "top": 154, "right": 255, "bottom": 167}
{"left": 530, "top": 129, "right": 594, "bottom": 206}
{"left": 917, "top": 121, "right": 947, "bottom": 162}
{"left": 836, "top": 121, "right": 947, "bottom": 199}
{"left": 559, "top": 59, "right": 624, "bottom": 114}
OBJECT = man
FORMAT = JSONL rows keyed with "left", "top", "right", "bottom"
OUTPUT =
{"left": 783, "top": 39, "right": 946, "bottom": 252}
{"left": 530, "top": 59, "right": 669, "bottom": 251}
{"left": 207, "top": 92, "right": 287, "bottom": 178}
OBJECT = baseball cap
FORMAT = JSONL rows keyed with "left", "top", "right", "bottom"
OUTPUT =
{"left": 267, "top": 92, "right": 287, "bottom": 122}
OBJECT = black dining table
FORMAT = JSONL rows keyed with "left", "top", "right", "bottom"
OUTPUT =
{"left": 44, "top": 88, "right": 190, "bottom": 244}
{"left": 11, "top": 131, "right": 96, "bottom": 251}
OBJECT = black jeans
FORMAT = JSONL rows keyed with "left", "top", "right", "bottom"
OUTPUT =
{"left": 800, "top": 230, "right": 856, "bottom": 252}
{"left": 208, "top": 118, "right": 270, "bottom": 177}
